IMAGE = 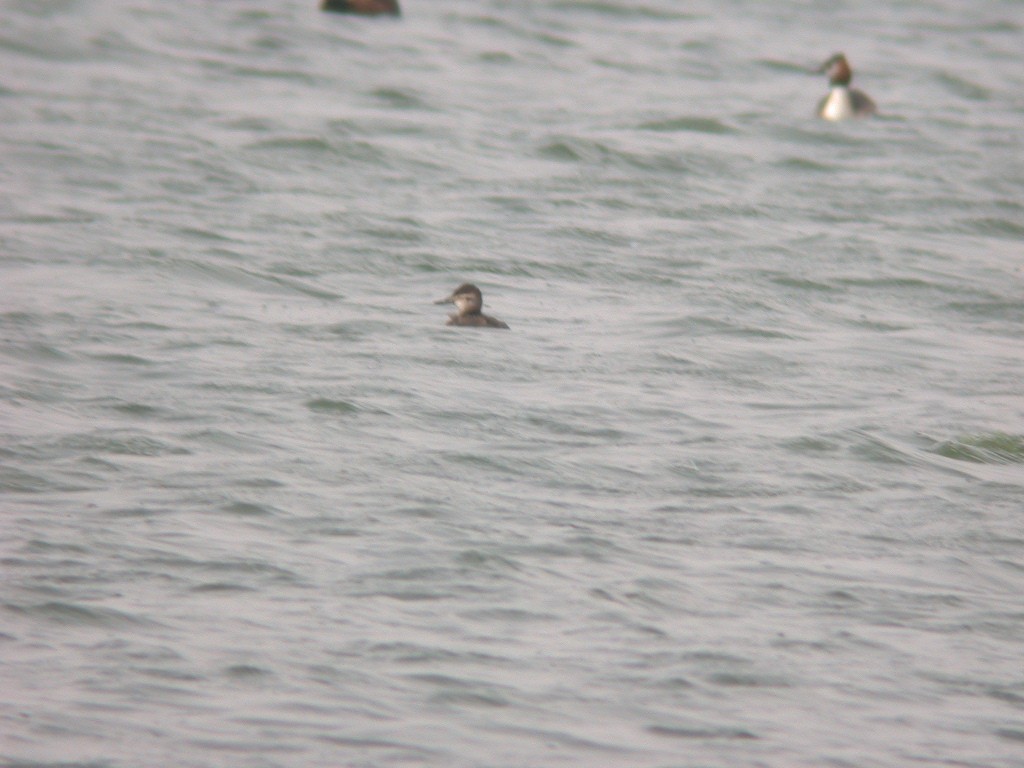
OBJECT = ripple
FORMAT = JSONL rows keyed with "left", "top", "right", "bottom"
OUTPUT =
{"left": 4, "top": 601, "right": 157, "bottom": 628}
{"left": 935, "top": 72, "right": 993, "bottom": 101}
{"left": 931, "top": 433, "right": 1024, "bottom": 465}
{"left": 61, "top": 432, "right": 190, "bottom": 458}
{"left": 637, "top": 116, "right": 734, "bottom": 134}
{"left": 963, "top": 216, "right": 1024, "bottom": 238}
{"left": 369, "top": 87, "right": 432, "bottom": 110}
{"left": 648, "top": 724, "right": 758, "bottom": 740}
{"left": 220, "top": 501, "right": 279, "bottom": 517}
{"left": 307, "top": 398, "right": 360, "bottom": 414}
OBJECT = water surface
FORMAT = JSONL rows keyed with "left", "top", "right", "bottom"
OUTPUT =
{"left": 2, "top": 0, "right": 1023, "bottom": 766}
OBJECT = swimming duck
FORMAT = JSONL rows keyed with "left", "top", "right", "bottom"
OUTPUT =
{"left": 434, "top": 284, "right": 510, "bottom": 329}
{"left": 320, "top": 0, "right": 400, "bottom": 16}
{"left": 816, "top": 53, "right": 876, "bottom": 120}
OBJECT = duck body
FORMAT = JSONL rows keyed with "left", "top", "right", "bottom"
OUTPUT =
{"left": 447, "top": 313, "right": 510, "bottom": 329}
{"left": 818, "top": 86, "right": 876, "bottom": 121}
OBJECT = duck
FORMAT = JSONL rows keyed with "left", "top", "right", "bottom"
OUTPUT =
{"left": 434, "top": 284, "right": 510, "bottom": 329}
{"left": 816, "top": 53, "right": 876, "bottom": 120}
{"left": 320, "top": 0, "right": 400, "bottom": 16}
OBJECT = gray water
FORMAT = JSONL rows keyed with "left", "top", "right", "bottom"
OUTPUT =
{"left": 3, "top": 1, "right": 1024, "bottom": 766}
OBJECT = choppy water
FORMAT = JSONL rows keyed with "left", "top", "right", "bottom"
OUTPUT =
{"left": 3, "top": 1, "right": 1024, "bottom": 766}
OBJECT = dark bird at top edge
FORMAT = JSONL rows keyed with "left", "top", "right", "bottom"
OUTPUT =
{"left": 320, "top": 0, "right": 400, "bottom": 17}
